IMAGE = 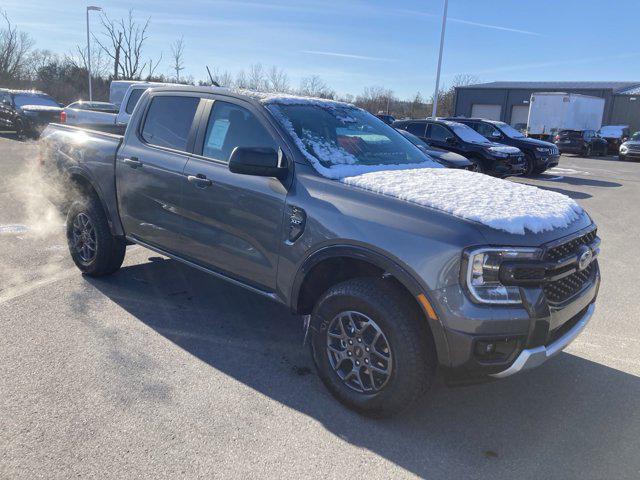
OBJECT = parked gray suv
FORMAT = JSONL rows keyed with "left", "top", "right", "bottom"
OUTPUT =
{"left": 40, "top": 86, "right": 601, "bottom": 417}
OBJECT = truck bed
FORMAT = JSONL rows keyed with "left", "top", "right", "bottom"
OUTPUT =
{"left": 39, "top": 123, "right": 126, "bottom": 235}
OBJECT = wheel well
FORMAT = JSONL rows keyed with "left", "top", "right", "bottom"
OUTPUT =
{"left": 295, "top": 256, "right": 423, "bottom": 320}
{"left": 67, "top": 174, "right": 104, "bottom": 215}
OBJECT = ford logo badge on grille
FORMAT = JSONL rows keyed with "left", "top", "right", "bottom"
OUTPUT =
{"left": 577, "top": 246, "right": 593, "bottom": 271}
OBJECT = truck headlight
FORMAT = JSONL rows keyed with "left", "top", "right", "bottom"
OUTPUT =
{"left": 620, "top": 145, "right": 628, "bottom": 154}
{"left": 463, "top": 247, "right": 541, "bottom": 304}
{"left": 535, "top": 147, "right": 550, "bottom": 154}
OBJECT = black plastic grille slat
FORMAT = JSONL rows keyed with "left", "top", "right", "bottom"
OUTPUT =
{"left": 543, "top": 228, "right": 598, "bottom": 304}
{"left": 546, "top": 229, "right": 597, "bottom": 262}
{"left": 543, "top": 263, "right": 594, "bottom": 304}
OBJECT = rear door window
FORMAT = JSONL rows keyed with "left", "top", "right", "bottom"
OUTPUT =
{"left": 406, "top": 122, "right": 427, "bottom": 137}
{"left": 141, "top": 96, "right": 200, "bottom": 151}
{"left": 125, "top": 88, "right": 146, "bottom": 114}
{"left": 201, "top": 101, "right": 277, "bottom": 162}
{"left": 427, "top": 123, "right": 452, "bottom": 142}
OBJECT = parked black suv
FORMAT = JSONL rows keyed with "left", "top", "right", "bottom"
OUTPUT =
{"left": 445, "top": 117, "right": 559, "bottom": 175}
{"left": 554, "top": 130, "right": 608, "bottom": 156}
{"left": 0, "top": 89, "right": 62, "bottom": 139}
{"left": 393, "top": 118, "right": 526, "bottom": 176}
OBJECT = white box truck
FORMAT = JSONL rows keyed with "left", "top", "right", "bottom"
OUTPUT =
{"left": 527, "top": 92, "right": 605, "bottom": 140}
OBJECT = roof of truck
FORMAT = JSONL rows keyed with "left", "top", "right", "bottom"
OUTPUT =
{"left": 149, "top": 85, "right": 355, "bottom": 108}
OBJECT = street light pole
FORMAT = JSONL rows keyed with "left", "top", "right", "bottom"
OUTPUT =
{"left": 86, "top": 6, "right": 102, "bottom": 101}
{"left": 432, "top": 0, "right": 448, "bottom": 118}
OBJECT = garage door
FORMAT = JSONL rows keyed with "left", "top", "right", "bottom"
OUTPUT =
{"left": 471, "top": 104, "right": 502, "bottom": 120}
{"left": 510, "top": 105, "right": 529, "bottom": 127}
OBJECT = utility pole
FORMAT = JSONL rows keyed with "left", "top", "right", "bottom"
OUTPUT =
{"left": 86, "top": 6, "right": 102, "bottom": 101}
{"left": 432, "top": 0, "right": 448, "bottom": 117}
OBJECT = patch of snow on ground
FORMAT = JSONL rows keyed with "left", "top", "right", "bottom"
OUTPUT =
{"left": 342, "top": 169, "right": 583, "bottom": 234}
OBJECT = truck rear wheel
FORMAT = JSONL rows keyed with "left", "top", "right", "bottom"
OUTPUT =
{"left": 310, "top": 278, "right": 436, "bottom": 417}
{"left": 66, "top": 196, "right": 126, "bottom": 277}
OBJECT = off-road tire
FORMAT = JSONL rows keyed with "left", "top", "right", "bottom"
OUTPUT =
{"left": 310, "top": 278, "right": 436, "bottom": 418}
{"left": 14, "top": 119, "right": 26, "bottom": 141}
{"left": 66, "top": 195, "right": 126, "bottom": 277}
{"left": 523, "top": 154, "right": 536, "bottom": 176}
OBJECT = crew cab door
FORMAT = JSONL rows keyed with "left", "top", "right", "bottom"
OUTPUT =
{"left": 116, "top": 93, "right": 203, "bottom": 254}
{"left": 179, "top": 97, "right": 288, "bottom": 291}
{"left": 426, "top": 123, "right": 461, "bottom": 153}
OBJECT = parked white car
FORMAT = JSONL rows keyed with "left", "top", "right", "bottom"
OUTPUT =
{"left": 62, "top": 101, "right": 118, "bottom": 126}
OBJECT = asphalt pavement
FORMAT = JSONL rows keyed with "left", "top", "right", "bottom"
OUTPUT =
{"left": 1, "top": 132, "right": 639, "bottom": 479}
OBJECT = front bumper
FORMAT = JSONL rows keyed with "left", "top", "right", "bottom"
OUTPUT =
{"left": 490, "top": 303, "right": 594, "bottom": 378}
{"left": 536, "top": 153, "right": 560, "bottom": 169}
{"left": 435, "top": 228, "right": 600, "bottom": 383}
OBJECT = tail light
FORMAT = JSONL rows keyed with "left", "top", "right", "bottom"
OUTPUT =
{"left": 59, "top": 111, "right": 66, "bottom": 123}
{"left": 554, "top": 135, "right": 560, "bottom": 141}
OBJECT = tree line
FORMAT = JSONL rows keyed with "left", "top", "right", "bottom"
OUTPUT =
{"left": 0, "top": 8, "right": 478, "bottom": 117}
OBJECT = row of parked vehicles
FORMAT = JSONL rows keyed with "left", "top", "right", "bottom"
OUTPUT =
{"left": 0, "top": 81, "right": 167, "bottom": 139}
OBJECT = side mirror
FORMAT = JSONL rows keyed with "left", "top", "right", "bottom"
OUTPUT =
{"left": 491, "top": 131, "right": 502, "bottom": 139}
{"left": 445, "top": 137, "right": 456, "bottom": 145}
{"left": 229, "top": 147, "right": 288, "bottom": 179}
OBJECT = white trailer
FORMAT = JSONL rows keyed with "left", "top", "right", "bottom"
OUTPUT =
{"left": 527, "top": 92, "right": 605, "bottom": 140}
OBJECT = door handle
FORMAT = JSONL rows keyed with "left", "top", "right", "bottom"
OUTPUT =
{"left": 187, "top": 174, "right": 213, "bottom": 188}
{"left": 123, "top": 157, "right": 142, "bottom": 168}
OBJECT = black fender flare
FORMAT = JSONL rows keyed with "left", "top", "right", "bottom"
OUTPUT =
{"left": 291, "top": 244, "right": 451, "bottom": 366}
{"left": 65, "top": 167, "right": 123, "bottom": 237}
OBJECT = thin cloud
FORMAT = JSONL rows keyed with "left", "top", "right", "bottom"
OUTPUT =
{"left": 302, "top": 50, "right": 393, "bottom": 62}
{"left": 397, "top": 9, "right": 541, "bottom": 36}
{"left": 448, "top": 17, "right": 541, "bottom": 36}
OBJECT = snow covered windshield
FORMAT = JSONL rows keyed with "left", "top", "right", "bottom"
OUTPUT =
{"left": 14, "top": 94, "right": 59, "bottom": 108}
{"left": 447, "top": 122, "right": 492, "bottom": 145}
{"left": 267, "top": 102, "right": 440, "bottom": 178}
{"left": 492, "top": 121, "right": 526, "bottom": 139}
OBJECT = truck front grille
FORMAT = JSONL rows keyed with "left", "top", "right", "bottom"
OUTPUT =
{"left": 545, "top": 228, "right": 597, "bottom": 262}
{"left": 543, "top": 262, "right": 596, "bottom": 304}
{"left": 542, "top": 228, "right": 598, "bottom": 304}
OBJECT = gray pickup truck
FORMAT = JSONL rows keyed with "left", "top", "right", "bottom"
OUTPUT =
{"left": 40, "top": 86, "right": 600, "bottom": 417}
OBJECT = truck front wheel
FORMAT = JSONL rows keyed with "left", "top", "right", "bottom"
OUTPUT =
{"left": 310, "top": 278, "right": 436, "bottom": 417}
{"left": 66, "top": 196, "right": 126, "bottom": 277}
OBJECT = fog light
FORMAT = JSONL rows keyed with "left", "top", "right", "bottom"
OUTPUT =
{"left": 474, "top": 337, "right": 521, "bottom": 362}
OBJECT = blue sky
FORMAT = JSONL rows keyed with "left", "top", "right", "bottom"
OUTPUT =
{"left": 3, "top": 0, "right": 639, "bottom": 98}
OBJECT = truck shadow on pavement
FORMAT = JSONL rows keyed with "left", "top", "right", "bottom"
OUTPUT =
{"left": 87, "top": 254, "right": 640, "bottom": 479}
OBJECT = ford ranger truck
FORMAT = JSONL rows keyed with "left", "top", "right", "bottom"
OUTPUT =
{"left": 39, "top": 86, "right": 600, "bottom": 417}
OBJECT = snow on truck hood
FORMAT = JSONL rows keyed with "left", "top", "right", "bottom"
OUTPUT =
{"left": 257, "top": 92, "right": 582, "bottom": 235}
{"left": 342, "top": 169, "right": 583, "bottom": 235}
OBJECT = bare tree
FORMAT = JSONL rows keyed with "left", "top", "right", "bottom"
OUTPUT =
{"left": 234, "top": 69, "right": 248, "bottom": 89}
{"left": 265, "top": 65, "right": 289, "bottom": 93}
{"left": 95, "top": 10, "right": 160, "bottom": 80}
{"left": 0, "top": 10, "right": 34, "bottom": 82}
{"left": 247, "top": 63, "right": 266, "bottom": 91}
{"left": 298, "top": 75, "right": 335, "bottom": 99}
{"left": 431, "top": 73, "right": 479, "bottom": 117}
{"left": 170, "top": 36, "right": 185, "bottom": 82}
{"left": 355, "top": 86, "right": 395, "bottom": 114}
{"left": 65, "top": 40, "right": 109, "bottom": 78}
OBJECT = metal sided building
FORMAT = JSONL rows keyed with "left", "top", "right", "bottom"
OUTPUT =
{"left": 454, "top": 81, "right": 640, "bottom": 132}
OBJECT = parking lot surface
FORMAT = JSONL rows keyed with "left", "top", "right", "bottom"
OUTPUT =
{"left": 1, "top": 133, "right": 639, "bottom": 479}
